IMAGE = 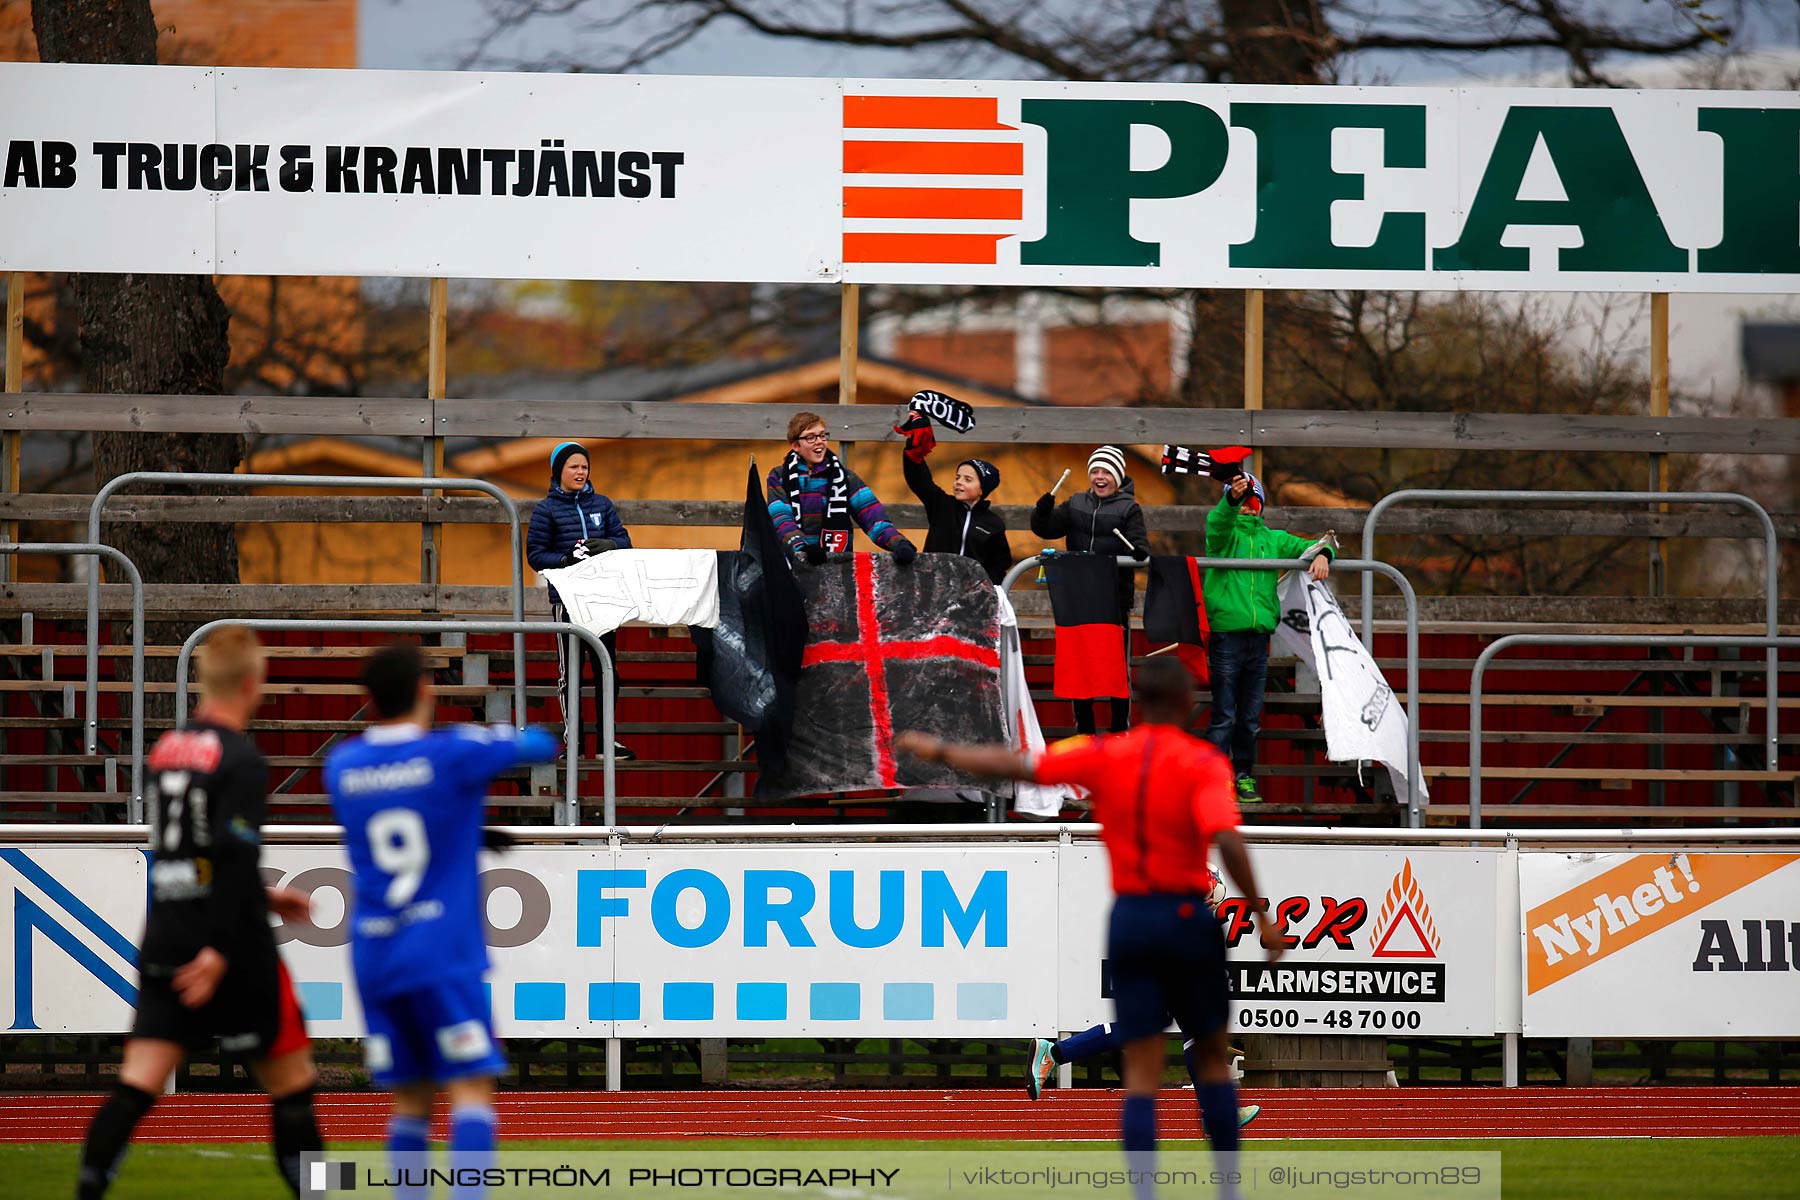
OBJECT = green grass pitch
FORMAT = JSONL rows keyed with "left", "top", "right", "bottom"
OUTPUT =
{"left": 5, "top": 1137, "right": 1796, "bottom": 1198}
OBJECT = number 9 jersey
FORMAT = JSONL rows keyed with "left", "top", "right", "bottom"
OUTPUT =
{"left": 326, "top": 723, "right": 560, "bottom": 1003}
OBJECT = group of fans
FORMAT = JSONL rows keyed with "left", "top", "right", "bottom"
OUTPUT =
{"left": 78, "top": 395, "right": 1312, "bottom": 1198}
{"left": 530, "top": 396, "right": 1333, "bottom": 797}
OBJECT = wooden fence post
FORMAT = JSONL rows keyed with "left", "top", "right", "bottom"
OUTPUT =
{"left": 1245, "top": 289, "right": 1264, "bottom": 479}
{"left": 2, "top": 272, "right": 23, "bottom": 584}
{"left": 1648, "top": 292, "right": 1670, "bottom": 596}
{"left": 423, "top": 278, "right": 449, "bottom": 591}
{"left": 838, "top": 282, "right": 860, "bottom": 463}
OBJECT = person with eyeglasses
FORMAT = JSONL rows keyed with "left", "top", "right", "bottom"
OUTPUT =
{"left": 767, "top": 411, "right": 916, "bottom": 567}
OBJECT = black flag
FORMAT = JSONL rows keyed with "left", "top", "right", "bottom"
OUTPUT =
{"left": 694, "top": 464, "right": 806, "bottom": 778}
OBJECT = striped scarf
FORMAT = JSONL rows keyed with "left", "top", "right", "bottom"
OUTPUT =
{"left": 781, "top": 448, "right": 851, "bottom": 537}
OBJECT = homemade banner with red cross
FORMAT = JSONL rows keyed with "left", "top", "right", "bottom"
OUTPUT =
{"left": 757, "top": 553, "right": 1005, "bottom": 799}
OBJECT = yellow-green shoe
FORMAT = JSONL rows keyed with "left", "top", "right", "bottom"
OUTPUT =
{"left": 1235, "top": 776, "right": 1263, "bottom": 803}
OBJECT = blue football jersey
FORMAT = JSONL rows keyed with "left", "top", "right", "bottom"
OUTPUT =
{"left": 326, "top": 723, "right": 558, "bottom": 1000}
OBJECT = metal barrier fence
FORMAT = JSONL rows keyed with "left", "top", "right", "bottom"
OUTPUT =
{"left": 998, "top": 552, "right": 1425, "bottom": 826}
{"left": 89, "top": 472, "right": 529, "bottom": 743}
{"left": 1469, "top": 633, "right": 1800, "bottom": 829}
{"left": 1362, "top": 489, "right": 1781, "bottom": 768}
{"left": 174, "top": 619, "right": 615, "bottom": 825}
{"left": 0, "top": 542, "right": 145, "bottom": 820}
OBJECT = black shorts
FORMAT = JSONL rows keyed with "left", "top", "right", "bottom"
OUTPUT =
{"left": 1107, "top": 893, "right": 1230, "bottom": 1043}
{"left": 133, "top": 951, "right": 309, "bottom": 1062}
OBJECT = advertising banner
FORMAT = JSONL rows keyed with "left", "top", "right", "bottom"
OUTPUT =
{"left": 2, "top": 843, "right": 1051, "bottom": 1038}
{"left": 4, "top": 62, "right": 1798, "bottom": 291}
{"left": 11, "top": 839, "right": 1798, "bottom": 1040}
{"left": 1519, "top": 850, "right": 1800, "bottom": 1037}
{"left": 1059, "top": 844, "right": 1500, "bottom": 1037}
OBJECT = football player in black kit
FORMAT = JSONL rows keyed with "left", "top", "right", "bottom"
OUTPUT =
{"left": 75, "top": 626, "right": 324, "bottom": 1199}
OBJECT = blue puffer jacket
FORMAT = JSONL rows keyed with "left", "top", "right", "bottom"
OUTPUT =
{"left": 526, "top": 483, "right": 632, "bottom": 607}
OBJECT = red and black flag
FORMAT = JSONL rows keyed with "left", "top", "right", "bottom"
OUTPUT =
{"left": 757, "top": 554, "right": 1004, "bottom": 799}
{"left": 694, "top": 464, "right": 807, "bottom": 778}
{"left": 1143, "top": 556, "right": 1211, "bottom": 684}
{"left": 1046, "top": 553, "right": 1129, "bottom": 700}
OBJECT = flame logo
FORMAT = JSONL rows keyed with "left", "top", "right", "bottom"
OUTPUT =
{"left": 1369, "top": 858, "right": 1441, "bottom": 958}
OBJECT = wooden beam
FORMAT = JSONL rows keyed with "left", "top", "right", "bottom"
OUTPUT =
{"left": 2, "top": 271, "right": 21, "bottom": 585}
{"left": 0, "top": 393, "right": 433, "bottom": 434}
{"left": 1245, "top": 289, "right": 1263, "bottom": 478}
{"left": 16, "top": 394, "right": 1793, "bottom": 455}
{"left": 6, "top": 492, "right": 1800, "bottom": 540}
{"left": 838, "top": 282, "right": 860, "bottom": 465}
{"left": 423, "top": 278, "right": 449, "bottom": 588}
{"left": 1648, "top": 291, "right": 1671, "bottom": 596}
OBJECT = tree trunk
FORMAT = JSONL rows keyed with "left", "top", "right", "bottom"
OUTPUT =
{"left": 32, "top": 0, "right": 241, "bottom": 716}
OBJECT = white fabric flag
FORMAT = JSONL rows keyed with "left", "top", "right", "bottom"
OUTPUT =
{"left": 996, "top": 591, "right": 1083, "bottom": 817}
{"left": 541, "top": 549, "right": 720, "bottom": 636}
{"left": 1271, "top": 571, "right": 1427, "bottom": 809}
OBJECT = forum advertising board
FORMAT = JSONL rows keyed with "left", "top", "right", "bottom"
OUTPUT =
{"left": 3, "top": 62, "right": 1798, "bottom": 291}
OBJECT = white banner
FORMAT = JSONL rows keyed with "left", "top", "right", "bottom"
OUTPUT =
{"left": 3, "top": 63, "right": 1798, "bottom": 292}
{"left": 1519, "top": 850, "right": 1800, "bottom": 1038}
{"left": 1272, "top": 572, "right": 1423, "bottom": 809}
{"left": 1058, "top": 844, "right": 1497, "bottom": 1037}
{"left": 541, "top": 549, "right": 720, "bottom": 637}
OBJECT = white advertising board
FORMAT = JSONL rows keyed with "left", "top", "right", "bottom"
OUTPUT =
{"left": 1058, "top": 844, "right": 1499, "bottom": 1037}
{"left": 4, "top": 63, "right": 1797, "bottom": 291}
{"left": 1519, "top": 850, "right": 1800, "bottom": 1038}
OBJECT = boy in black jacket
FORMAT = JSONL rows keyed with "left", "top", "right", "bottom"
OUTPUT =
{"left": 895, "top": 410, "right": 1011, "bottom": 584}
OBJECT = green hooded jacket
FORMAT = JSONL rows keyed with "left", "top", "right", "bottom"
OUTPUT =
{"left": 1203, "top": 495, "right": 1331, "bottom": 634}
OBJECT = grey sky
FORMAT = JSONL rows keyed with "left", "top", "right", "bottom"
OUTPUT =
{"left": 360, "top": 0, "right": 1800, "bottom": 82}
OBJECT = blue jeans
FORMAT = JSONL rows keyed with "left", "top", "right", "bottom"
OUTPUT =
{"left": 1204, "top": 630, "right": 1268, "bottom": 778}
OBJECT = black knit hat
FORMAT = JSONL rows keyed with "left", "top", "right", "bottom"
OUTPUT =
{"left": 959, "top": 457, "right": 1000, "bottom": 499}
{"left": 550, "top": 441, "right": 589, "bottom": 486}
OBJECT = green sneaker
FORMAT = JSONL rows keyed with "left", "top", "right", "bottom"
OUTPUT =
{"left": 1026, "top": 1038, "right": 1056, "bottom": 1100}
{"left": 1238, "top": 1104, "right": 1261, "bottom": 1128}
{"left": 1236, "top": 776, "right": 1263, "bottom": 803}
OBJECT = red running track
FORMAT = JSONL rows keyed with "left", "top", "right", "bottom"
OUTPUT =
{"left": 2, "top": 1087, "right": 1795, "bottom": 1143}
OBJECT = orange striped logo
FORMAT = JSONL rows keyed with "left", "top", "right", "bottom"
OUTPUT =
{"left": 842, "top": 94, "right": 1027, "bottom": 266}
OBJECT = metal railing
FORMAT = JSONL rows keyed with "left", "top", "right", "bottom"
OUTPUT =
{"left": 0, "top": 543, "right": 145, "bottom": 820}
{"left": 89, "top": 472, "right": 528, "bottom": 747}
{"left": 174, "top": 619, "right": 616, "bottom": 825}
{"left": 999, "top": 552, "right": 1425, "bottom": 826}
{"left": 6, "top": 822, "right": 1796, "bottom": 845}
{"left": 1469, "top": 633, "right": 1799, "bottom": 829}
{"left": 1362, "top": 489, "right": 1781, "bottom": 767}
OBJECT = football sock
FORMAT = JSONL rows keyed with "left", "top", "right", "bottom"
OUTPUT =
{"left": 1121, "top": 1094, "right": 1158, "bottom": 1200}
{"left": 449, "top": 1103, "right": 498, "bottom": 1199}
{"left": 387, "top": 1113, "right": 431, "bottom": 1200}
{"left": 270, "top": 1086, "right": 323, "bottom": 1198}
{"left": 1053, "top": 1023, "right": 1116, "bottom": 1064}
{"left": 76, "top": 1082, "right": 157, "bottom": 1200}
{"left": 1196, "top": 1081, "right": 1241, "bottom": 1153}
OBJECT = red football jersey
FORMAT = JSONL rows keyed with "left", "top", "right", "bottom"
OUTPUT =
{"left": 1032, "top": 725, "right": 1240, "bottom": 896}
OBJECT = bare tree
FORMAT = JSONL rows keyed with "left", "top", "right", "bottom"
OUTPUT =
{"left": 30, "top": 0, "right": 242, "bottom": 594}
{"left": 468, "top": 0, "right": 1738, "bottom": 85}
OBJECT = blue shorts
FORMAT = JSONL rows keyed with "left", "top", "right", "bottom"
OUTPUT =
{"left": 1107, "top": 893, "right": 1230, "bottom": 1043}
{"left": 360, "top": 974, "right": 506, "bottom": 1088}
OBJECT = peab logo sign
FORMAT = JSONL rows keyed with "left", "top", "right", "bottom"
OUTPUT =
{"left": 840, "top": 85, "right": 1800, "bottom": 290}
